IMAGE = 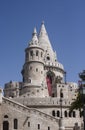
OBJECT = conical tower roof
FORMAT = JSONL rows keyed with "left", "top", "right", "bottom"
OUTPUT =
{"left": 38, "top": 22, "right": 57, "bottom": 63}
{"left": 38, "top": 22, "right": 53, "bottom": 50}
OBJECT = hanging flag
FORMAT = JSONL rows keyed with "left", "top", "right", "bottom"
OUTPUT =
{"left": 46, "top": 76, "right": 52, "bottom": 96}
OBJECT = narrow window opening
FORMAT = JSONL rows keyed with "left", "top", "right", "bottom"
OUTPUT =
{"left": 57, "top": 110, "right": 60, "bottom": 117}
{"left": 52, "top": 110, "right": 55, "bottom": 116}
{"left": 60, "top": 92, "right": 63, "bottom": 98}
{"left": 41, "top": 52, "right": 43, "bottom": 57}
{"left": 69, "top": 111, "right": 72, "bottom": 117}
{"left": 36, "top": 50, "right": 39, "bottom": 56}
{"left": 48, "top": 126, "right": 50, "bottom": 130}
{"left": 60, "top": 89, "right": 63, "bottom": 98}
{"left": 14, "top": 119, "right": 18, "bottom": 129}
{"left": 64, "top": 111, "right": 67, "bottom": 117}
{"left": 38, "top": 124, "right": 40, "bottom": 129}
{"left": 28, "top": 122, "right": 30, "bottom": 127}
{"left": 73, "top": 111, "right": 76, "bottom": 117}
{"left": 30, "top": 51, "right": 33, "bottom": 56}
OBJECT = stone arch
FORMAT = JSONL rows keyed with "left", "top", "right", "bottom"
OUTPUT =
{"left": 2, "top": 112, "right": 12, "bottom": 122}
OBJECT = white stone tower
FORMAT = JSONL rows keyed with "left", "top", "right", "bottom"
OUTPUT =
{"left": 21, "top": 27, "right": 49, "bottom": 97}
{"left": 21, "top": 22, "right": 65, "bottom": 98}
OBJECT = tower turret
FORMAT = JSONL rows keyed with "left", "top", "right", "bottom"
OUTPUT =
{"left": 21, "top": 28, "right": 49, "bottom": 97}
{"left": 21, "top": 22, "right": 65, "bottom": 97}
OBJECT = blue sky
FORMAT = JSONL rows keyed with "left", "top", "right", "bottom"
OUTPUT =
{"left": 0, "top": 0, "right": 85, "bottom": 87}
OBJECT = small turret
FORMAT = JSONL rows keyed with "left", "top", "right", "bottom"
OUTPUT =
{"left": 29, "top": 27, "right": 38, "bottom": 46}
{"left": 21, "top": 27, "right": 49, "bottom": 97}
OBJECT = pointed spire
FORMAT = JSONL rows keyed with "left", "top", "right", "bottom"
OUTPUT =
{"left": 38, "top": 22, "right": 57, "bottom": 63}
{"left": 32, "top": 27, "right": 37, "bottom": 37}
{"left": 38, "top": 22, "right": 53, "bottom": 50}
{"left": 32, "top": 27, "right": 38, "bottom": 43}
{"left": 39, "top": 21, "right": 47, "bottom": 37}
{"left": 29, "top": 27, "right": 38, "bottom": 46}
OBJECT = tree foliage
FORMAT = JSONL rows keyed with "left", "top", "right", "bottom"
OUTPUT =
{"left": 70, "top": 92, "right": 83, "bottom": 112}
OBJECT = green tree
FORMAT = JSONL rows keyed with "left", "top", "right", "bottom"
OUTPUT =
{"left": 70, "top": 70, "right": 85, "bottom": 116}
{"left": 70, "top": 92, "right": 83, "bottom": 112}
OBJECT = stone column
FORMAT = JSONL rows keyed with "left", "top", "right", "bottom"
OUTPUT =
{"left": 59, "top": 118, "right": 65, "bottom": 130}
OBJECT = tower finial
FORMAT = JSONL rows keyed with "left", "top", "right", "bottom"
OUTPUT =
{"left": 32, "top": 27, "right": 37, "bottom": 36}
{"left": 42, "top": 21, "right": 44, "bottom": 24}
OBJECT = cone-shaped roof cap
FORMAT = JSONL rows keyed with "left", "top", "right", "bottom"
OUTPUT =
{"left": 29, "top": 27, "right": 39, "bottom": 46}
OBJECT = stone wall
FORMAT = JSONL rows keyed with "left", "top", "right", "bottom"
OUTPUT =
{"left": 0, "top": 97, "right": 59, "bottom": 130}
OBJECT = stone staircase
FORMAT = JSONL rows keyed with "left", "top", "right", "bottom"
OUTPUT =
{"left": 2, "top": 97, "right": 59, "bottom": 124}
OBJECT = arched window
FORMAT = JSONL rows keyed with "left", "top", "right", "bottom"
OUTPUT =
{"left": 64, "top": 111, "right": 67, "bottom": 117}
{"left": 14, "top": 119, "right": 18, "bottom": 129}
{"left": 48, "top": 126, "right": 50, "bottom": 130}
{"left": 38, "top": 124, "right": 40, "bottom": 129}
{"left": 60, "top": 92, "right": 63, "bottom": 98}
{"left": 30, "top": 51, "right": 33, "bottom": 56}
{"left": 57, "top": 110, "right": 60, "bottom": 117}
{"left": 60, "top": 89, "right": 63, "bottom": 98}
{"left": 28, "top": 122, "right": 30, "bottom": 127}
{"left": 69, "top": 111, "right": 72, "bottom": 117}
{"left": 3, "top": 121, "right": 9, "bottom": 130}
{"left": 52, "top": 110, "right": 55, "bottom": 116}
{"left": 73, "top": 111, "right": 76, "bottom": 117}
{"left": 36, "top": 50, "right": 39, "bottom": 56}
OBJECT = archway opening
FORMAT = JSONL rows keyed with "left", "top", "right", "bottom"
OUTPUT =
{"left": 46, "top": 71, "right": 55, "bottom": 96}
{"left": 3, "top": 121, "right": 9, "bottom": 130}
